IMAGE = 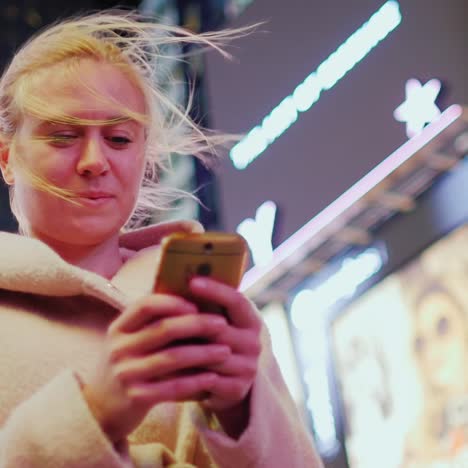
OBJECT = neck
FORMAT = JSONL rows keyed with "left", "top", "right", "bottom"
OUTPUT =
{"left": 31, "top": 230, "right": 124, "bottom": 280}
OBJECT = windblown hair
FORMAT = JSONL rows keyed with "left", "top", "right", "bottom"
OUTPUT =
{"left": 0, "top": 9, "right": 251, "bottom": 233}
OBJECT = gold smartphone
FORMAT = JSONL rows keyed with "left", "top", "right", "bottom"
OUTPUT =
{"left": 153, "top": 231, "right": 248, "bottom": 314}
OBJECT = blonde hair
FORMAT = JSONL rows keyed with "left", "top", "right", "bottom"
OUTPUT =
{"left": 0, "top": 9, "right": 251, "bottom": 234}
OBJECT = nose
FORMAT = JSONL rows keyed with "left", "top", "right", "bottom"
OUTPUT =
{"left": 76, "top": 136, "right": 110, "bottom": 177}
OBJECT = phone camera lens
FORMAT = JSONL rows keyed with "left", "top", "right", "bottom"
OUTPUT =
{"left": 197, "top": 263, "right": 212, "bottom": 276}
{"left": 204, "top": 242, "right": 213, "bottom": 253}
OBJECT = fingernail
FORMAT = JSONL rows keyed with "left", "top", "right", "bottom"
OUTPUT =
{"left": 191, "top": 277, "right": 207, "bottom": 288}
{"left": 187, "top": 221, "right": 204, "bottom": 233}
{"left": 211, "top": 316, "right": 226, "bottom": 326}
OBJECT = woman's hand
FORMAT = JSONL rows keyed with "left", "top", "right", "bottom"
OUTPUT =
{"left": 82, "top": 294, "right": 230, "bottom": 443}
{"left": 189, "top": 277, "right": 263, "bottom": 437}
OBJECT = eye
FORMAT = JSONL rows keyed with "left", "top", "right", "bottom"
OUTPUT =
{"left": 436, "top": 316, "right": 449, "bottom": 336}
{"left": 106, "top": 135, "right": 132, "bottom": 147}
{"left": 49, "top": 133, "right": 78, "bottom": 147}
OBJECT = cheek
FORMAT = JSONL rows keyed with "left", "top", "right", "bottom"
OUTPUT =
{"left": 38, "top": 153, "right": 76, "bottom": 183}
{"left": 17, "top": 143, "right": 75, "bottom": 185}
{"left": 13, "top": 183, "right": 60, "bottom": 227}
{"left": 117, "top": 152, "right": 145, "bottom": 187}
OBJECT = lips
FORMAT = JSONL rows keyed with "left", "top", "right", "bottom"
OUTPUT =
{"left": 75, "top": 191, "right": 114, "bottom": 199}
{"left": 70, "top": 191, "right": 116, "bottom": 208}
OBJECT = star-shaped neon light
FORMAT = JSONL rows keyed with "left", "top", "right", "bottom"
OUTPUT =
{"left": 393, "top": 78, "right": 442, "bottom": 138}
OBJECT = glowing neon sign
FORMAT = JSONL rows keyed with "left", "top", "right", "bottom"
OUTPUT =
{"left": 289, "top": 247, "right": 384, "bottom": 454}
{"left": 230, "top": 1, "right": 402, "bottom": 170}
{"left": 237, "top": 201, "right": 277, "bottom": 266}
{"left": 290, "top": 247, "right": 384, "bottom": 330}
{"left": 393, "top": 78, "right": 442, "bottom": 138}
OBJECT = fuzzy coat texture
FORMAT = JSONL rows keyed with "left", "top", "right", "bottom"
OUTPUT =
{"left": 0, "top": 223, "right": 323, "bottom": 468}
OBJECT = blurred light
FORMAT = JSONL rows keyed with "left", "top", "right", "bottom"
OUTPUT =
{"left": 291, "top": 248, "right": 384, "bottom": 331}
{"left": 304, "top": 366, "right": 338, "bottom": 454}
{"left": 290, "top": 289, "right": 321, "bottom": 331}
{"left": 240, "top": 105, "right": 463, "bottom": 294}
{"left": 237, "top": 201, "right": 277, "bottom": 266}
{"left": 290, "top": 291, "right": 338, "bottom": 454}
{"left": 289, "top": 247, "right": 384, "bottom": 455}
{"left": 230, "top": 1, "right": 402, "bottom": 170}
{"left": 292, "top": 74, "right": 321, "bottom": 112}
{"left": 262, "top": 96, "right": 299, "bottom": 143}
{"left": 261, "top": 302, "right": 304, "bottom": 406}
{"left": 226, "top": 0, "right": 256, "bottom": 18}
{"left": 394, "top": 78, "right": 442, "bottom": 137}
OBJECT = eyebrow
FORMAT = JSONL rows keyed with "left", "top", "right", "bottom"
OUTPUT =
{"left": 34, "top": 115, "right": 142, "bottom": 130}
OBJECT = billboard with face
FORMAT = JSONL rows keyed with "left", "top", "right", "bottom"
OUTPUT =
{"left": 332, "top": 224, "right": 468, "bottom": 468}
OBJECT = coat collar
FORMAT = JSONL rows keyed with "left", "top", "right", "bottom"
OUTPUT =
{"left": 0, "top": 223, "right": 183, "bottom": 311}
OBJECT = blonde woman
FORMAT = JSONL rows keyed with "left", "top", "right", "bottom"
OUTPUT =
{"left": 0, "top": 11, "right": 321, "bottom": 468}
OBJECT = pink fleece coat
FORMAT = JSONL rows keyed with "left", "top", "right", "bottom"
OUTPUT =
{"left": 0, "top": 224, "right": 323, "bottom": 467}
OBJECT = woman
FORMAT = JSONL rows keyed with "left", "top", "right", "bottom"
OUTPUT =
{"left": 0, "top": 10, "right": 321, "bottom": 468}
{"left": 402, "top": 275, "right": 468, "bottom": 467}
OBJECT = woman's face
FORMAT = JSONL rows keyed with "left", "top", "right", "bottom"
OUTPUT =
{"left": 413, "top": 291, "right": 467, "bottom": 393}
{"left": 4, "top": 59, "right": 147, "bottom": 245}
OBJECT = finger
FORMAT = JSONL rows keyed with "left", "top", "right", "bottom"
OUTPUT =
{"left": 204, "top": 376, "right": 251, "bottom": 408}
{"left": 110, "top": 314, "right": 228, "bottom": 361}
{"left": 111, "top": 294, "right": 198, "bottom": 334}
{"left": 189, "top": 277, "right": 261, "bottom": 330}
{"left": 211, "top": 326, "right": 261, "bottom": 356}
{"left": 128, "top": 372, "right": 215, "bottom": 404}
{"left": 114, "top": 344, "right": 231, "bottom": 382}
{"left": 119, "top": 220, "right": 204, "bottom": 250}
{"left": 206, "top": 354, "right": 258, "bottom": 379}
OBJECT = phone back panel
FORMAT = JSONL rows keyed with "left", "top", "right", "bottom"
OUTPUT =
{"left": 154, "top": 232, "right": 248, "bottom": 299}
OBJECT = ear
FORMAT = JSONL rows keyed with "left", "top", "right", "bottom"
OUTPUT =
{"left": 0, "top": 143, "right": 14, "bottom": 185}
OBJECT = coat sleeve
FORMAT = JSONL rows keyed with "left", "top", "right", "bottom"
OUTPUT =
{"left": 0, "top": 369, "right": 134, "bottom": 468}
{"left": 194, "top": 324, "right": 324, "bottom": 468}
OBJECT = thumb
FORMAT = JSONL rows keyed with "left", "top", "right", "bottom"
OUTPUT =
{"left": 119, "top": 220, "right": 205, "bottom": 250}
{"left": 152, "top": 219, "right": 205, "bottom": 236}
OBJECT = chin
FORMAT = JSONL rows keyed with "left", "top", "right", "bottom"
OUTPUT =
{"left": 40, "top": 218, "right": 125, "bottom": 246}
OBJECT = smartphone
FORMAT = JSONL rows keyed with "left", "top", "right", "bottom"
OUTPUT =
{"left": 153, "top": 231, "right": 248, "bottom": 315}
